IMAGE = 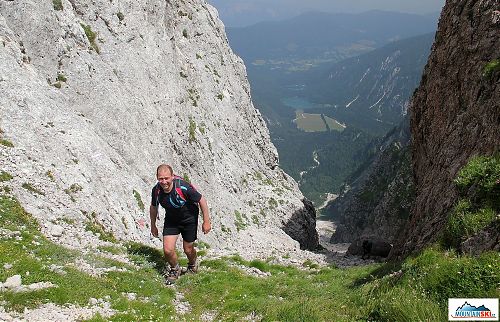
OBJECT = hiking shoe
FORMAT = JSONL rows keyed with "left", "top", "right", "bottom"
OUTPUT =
{"left": 186, "top": 261, "right": 198, "bottom": 274}
{"left": 165, "top": 264, "right": 181, "bottom": 285}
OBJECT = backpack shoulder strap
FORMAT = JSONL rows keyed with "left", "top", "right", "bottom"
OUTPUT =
{"left": 154, "top": 182, "right": 162, "bottom": 207}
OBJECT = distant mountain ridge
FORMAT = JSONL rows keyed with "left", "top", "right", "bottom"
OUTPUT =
{"left": 305, "top": 32, "right": 435, "bottom": 130}
{"left": 227, "top": 10, "right": 438, "bottom": 62}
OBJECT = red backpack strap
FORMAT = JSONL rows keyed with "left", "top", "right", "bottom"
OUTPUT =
{"left": 174, "top": 177, "right": 187, "bottom": 202}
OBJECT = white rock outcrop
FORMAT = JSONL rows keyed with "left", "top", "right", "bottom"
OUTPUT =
{"left": 0, "top": 0, "right": 318, "bottom": 256}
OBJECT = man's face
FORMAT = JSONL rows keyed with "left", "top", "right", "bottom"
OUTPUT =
{"left": 157, "top": 168, "right": 174, "bottom": 191}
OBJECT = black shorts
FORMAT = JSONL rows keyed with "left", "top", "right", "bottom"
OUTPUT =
{"left": 163, "top": 215, "right": 198, "bottom": 242}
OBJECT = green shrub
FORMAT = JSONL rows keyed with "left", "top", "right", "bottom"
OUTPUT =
{"left": 187, "top": 88, "right": 199, "bottom": 107}
{"left": 188, "top": 117, "right": 196, "bottom": 142}
{"left": 64, "top": 183, "right": 82, "bottom": 202}
{"left": 22, "top": 183, "right": 45, "bottom": 196}
{"left": 483, "top": 59, "right": 500, "bottom": 78}
{"left": 234, "top": 210, "right": 247, "bottom": 231}
{"left": 216, "top": 93, "right": 223, "bottom": 100}
{"left": 56, "top": 73, "right": 67, "bottom": 82}
{"left": 46, "top": 170, "right": 55, "bottom": 181}
{"left": 116, "top": 12, "right": 124, "bottom": 21}
{"left": 182, "top": 29, "right": 188, "bottom": 38}
{"left": 80, "top": 23, "right": 100, "bottom": 53}
{"left": 0, "top": 171, "right": 13, "bottom": 182}
{"left": 182, "top": 173, "right": 191, "bottom": 183}
{"left": 133, "top": 190, "right": 145, "bottom": 211}
{"left": 268, "top": 198, "right": 278, "bottom": 209}
{"left": 53, "top": 0, "right": 63, "bottom": 11}
{"left": 0, "top": 139, "right": 14, "bottom": 147}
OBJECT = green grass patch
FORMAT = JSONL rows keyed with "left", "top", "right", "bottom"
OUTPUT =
{"left": 187, "top": 88, "right": 199, "bottom": 107}
{"left": 442, "top": 200, "right": 496, "bottom": 249}
{"left": 22, "top": 183, "right": 45, "bottom": 196}
{"left": 84, "top": 213, "right": 117, "bottom": 243}
{"left": 52, "top": 0, "right": 63, "bottom": 10}
{"left": 324, "top": 115, "right": 346, "bottom": 132}
{"left": 454, "top": 154, "right": 500, "bottom": 207}
{"left": 234, "top": 210, "right": 248, "bottom": 232}
{"left": 64, "top": 183, "right": 82, "bottom": 202}
{"left": 188, "top": 117, "right": 196, "bottom": 142}
{"left": 80, "top": 23, "right": 100, "bottom": 53}
{"left": 483, "top": 59, "right": 500, "bottom": 78}
{"left": 1, "top": 193, "right": 497, "bottom": 321}
{"left": 0, "top": 194, "right": 176, "bottom": 318}
{"left": 0, "top": 139, "right": 14, "bottom": 147}
{"left": 0, "top": 171, "right": 13, "bottom": 182}
{"left": 132, "top": 190, "right": 144, "bottom": 211}
{"left": 294, "top": 111, "right": 327, "bottom": 132}
{"left": 176, "top": 248, "right": 498, "bottom": 321}
{"left": 268, "top": 198, "right": 278, "bottom": 209}
{"left": 56, "top": 73, "right": 67, "bottom": 82}
{"left": 182, "top": 173, "right": 191, "bottom": 183}
{"left": 442, "top": 154, "right": 500, "bottom": 250}
{"left": 98, "top": 245, "right": 126, "bottom": 255}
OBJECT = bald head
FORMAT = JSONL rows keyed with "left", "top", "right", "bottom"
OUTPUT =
{"left": 156, "top": 164, "right": 173, "bottom": 176}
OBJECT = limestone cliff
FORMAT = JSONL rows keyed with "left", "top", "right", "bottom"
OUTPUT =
{"left": 392, "top": 0, "right": 499, "bottom": 257}
{"left": 0, "top": 0, "right": 318, "bottom": 256}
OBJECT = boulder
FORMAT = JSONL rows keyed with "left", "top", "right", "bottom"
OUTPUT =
{"left": 347, "top": 239, "right": 392, "bottom": 258}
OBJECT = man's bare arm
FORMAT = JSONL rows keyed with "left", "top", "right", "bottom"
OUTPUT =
{"left": 150, "top": 205, "right": 159, "bottom": 237}
{"left": 199, "top": 196, "right": 211, "bottom": 234}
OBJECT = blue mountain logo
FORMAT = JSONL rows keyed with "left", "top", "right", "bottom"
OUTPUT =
{"left": 452, "top": 301, "right": 496, "bottom": 319}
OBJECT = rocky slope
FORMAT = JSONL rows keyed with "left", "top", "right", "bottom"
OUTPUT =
{"left": 392, "top": 0, "right": 500, "bottom": 257}
{"left": 0, "top": 0, "right": 318, "bottom": 257}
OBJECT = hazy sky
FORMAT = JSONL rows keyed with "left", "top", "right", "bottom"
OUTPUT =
{"left": 207, "top": 0, "right": 446, "bottom": 27}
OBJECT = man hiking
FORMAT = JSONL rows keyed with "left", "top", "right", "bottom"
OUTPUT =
{"left": 150, "top": 164, "right": 211, "bottom": 285}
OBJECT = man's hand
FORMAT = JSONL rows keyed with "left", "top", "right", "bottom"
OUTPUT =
{"left": 202, "top": 221, "right": 211, "bottom": 234}
{"left": 151, "top": 225, "right": 159, "bottom": 238}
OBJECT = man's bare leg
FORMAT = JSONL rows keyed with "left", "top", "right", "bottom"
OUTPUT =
{"left": 163, "top": 235, "right": 179, "bottom": 267}
{"left": 183, "top": 240, "right": 197, "bottom": 265}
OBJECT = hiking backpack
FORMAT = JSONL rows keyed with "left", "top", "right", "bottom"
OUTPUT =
{"left": 154, "top": 175, "right": 189, "bottom": 209}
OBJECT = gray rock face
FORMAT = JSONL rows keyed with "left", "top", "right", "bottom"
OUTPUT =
{"left": 392, "top": 0, "right": 500, "bottom": 257}
{"left": 0, "top": 0, "right": 318, "bottom": 256}
{"left": 461, "top": 220, "right": 500, "bottom": 256}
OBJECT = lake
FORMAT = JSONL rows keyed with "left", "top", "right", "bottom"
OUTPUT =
{"left": 281, "top": 96, "right": 319, "bottom": 110}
